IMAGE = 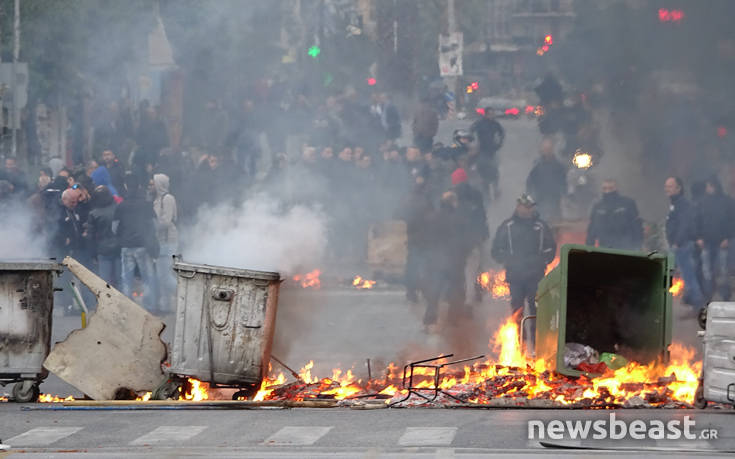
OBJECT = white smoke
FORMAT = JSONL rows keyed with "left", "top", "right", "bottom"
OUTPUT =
{"left": 182, "top": 195, "right": 328, "bottom": 274}
{"left": 0, "top": 202, "right": 48, "bottom": 259}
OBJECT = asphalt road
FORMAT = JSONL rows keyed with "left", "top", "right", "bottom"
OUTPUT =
{"left": 1, "top": 406, "right": 733, "bottom": 457}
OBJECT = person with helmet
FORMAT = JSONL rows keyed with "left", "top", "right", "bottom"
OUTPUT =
{"left": 434, "top": 129, "right": 474, "bottom": 164}
{"left": 491, "top": 194, "right": 556, "bottom": 349}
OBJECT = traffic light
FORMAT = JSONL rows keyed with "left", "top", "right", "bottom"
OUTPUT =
{"left": 307, "top": 45, "right": 321, "bottom": 58}
{"left": 367, "top": 77, "right": 377, "bottom": 86}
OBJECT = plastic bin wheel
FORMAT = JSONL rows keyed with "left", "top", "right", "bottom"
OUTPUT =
{"left": 12, "top": 381, "right": 40, "bottom": 403}
{"left": 151, "top": 377, "right": 184, "bottom": 400}
{"left": 694, "top": 383, "right": 707, "bottom": 409}
{"left": 698, "top": 306, "right": 707, "bottom": 330}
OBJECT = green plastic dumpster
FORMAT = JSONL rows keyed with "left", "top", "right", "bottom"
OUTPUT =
{"left": 535, "top": 244, "right": 674, "bottom": 377}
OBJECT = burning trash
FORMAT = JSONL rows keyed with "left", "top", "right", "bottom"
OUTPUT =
{"left": 292, "top": 269, "right": 321, "bottom": 289}
{"left": 669, "top": 277, "right": 684, "bottom": 297}
{"left": 352, "top": 275, "right": 376, "bottom": 289}
{"left": 477, "top": 270, "right": 510, "bottom": 299}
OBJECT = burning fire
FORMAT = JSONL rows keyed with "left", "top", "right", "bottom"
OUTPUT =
{"left": 250, "top": 314, "right": 702, "bottom": 408}
{"left": 183, "top": 378, "right": 209, "bottom": 401}
{"left": 477, "top": 270, "right": 510, "bottom": 299}
{"left": 572, "top": 150, "right": 593, "bottom": 169}
{"left": 545, "top": 257, "right": 560, "bottom": 275}
{"left": 669, "top": 277, "right": 684, "bottom": 297}
{"left": 352, "top": 275, "right": 376, "bottom": 289}
{"left": 38, "top": 394, "right": 75, "bottom": 403}
{"left": 292, "top": 269, "right": 321, "bottom": 289}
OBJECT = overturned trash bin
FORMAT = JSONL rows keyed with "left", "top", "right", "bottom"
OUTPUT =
{"left": 155, "top": 258, "right": 281, "bottom": 400}
{"left": 534, "top": 244, "right": 673, "bottom": 377}
{"left": 0, "top": 261, "right": 62, "bottom": 402}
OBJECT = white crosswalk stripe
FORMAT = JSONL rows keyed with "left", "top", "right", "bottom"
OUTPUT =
{"left": 5, "top": 426, "right": 84, "bottom": 447}
{"left": 129, "top": 425, "right": 207, "bottom": 445}
{"left": 398, "top": 427, "right": 458, "bottom": 446}
{"left": 264, "top": 426, "right": 334, "bottom": 446}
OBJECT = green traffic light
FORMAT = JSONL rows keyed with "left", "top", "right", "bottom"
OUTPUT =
{"left": 308, "top": 46, "right": 321, "bottom": 58}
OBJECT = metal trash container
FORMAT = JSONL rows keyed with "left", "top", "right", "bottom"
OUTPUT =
{"left": 534, "top": 244, "right": 673, "bottom": 377}
{"left": 0, "top": 261, "right": 63, "bottom": 402}
{"left": 695, "top": 302, "right": 735, "bottom": 408}
{"left": 157, "top": 258, "right": 281, "bottom": 399}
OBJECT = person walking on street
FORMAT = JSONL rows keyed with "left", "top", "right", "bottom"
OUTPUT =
{"left": 585, "top": 179, "right": 643, "bottom": 250}
{"left": 114, "top": 174, "right": 157, "bottom": 311}
{"left": 451, "top": 167, "right": 489, "bottom": 303}
{"left": 153, "top": 173, "right": 178, "bottom": 312}
{"left": 664, "top": 176, "right": 706, "bottom": 310}
{"left": 491, "top": 194, "right": 556, "bottom": 351}
{"left": 526, "top": 137, "right": 567, "bottom": 223}
{"left": 470, "top": 108, "right": 505, "bottom": 200}
{"left": 695, "top": 176, "right": 735, "bottom": 302}
{"left": 86, "top": 185, "right": 120, "bottom": 288}
{"left": 412, "top": 97, "right": 439, "bottom": 154}
{"left": 421, "top": 191, "right": 472, "bottom": 331}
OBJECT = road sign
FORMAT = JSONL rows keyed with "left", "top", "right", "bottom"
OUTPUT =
{"left": 438, "top": 33, "right": 463, "bottom": 77}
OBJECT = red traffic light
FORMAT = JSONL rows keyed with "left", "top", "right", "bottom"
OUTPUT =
{"left": 367, "top": 77, "right": 377, "bottom": 86}
{"left": 658, "top": 8, "right": 684, "bottom": 23}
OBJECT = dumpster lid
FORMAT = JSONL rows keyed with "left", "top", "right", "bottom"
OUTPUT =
{"left": 0, "top": 260, "right": 64, "bottom": 272}
{"left": 173, "top": 259, "right": 280, "bottom": 281}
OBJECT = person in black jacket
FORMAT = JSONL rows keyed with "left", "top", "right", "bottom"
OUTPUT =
{"left": 491, "top": 194, "right": 556, "bottom": 317}
{"left": 87, "top": 185, "right": 120, "bottom": 288}
{"left": 396, "top": 174, "right": 434, "bottom": 303}
{"left": 114, "top": 173, "right": 157, "bottom": 310}
{"left": 695, "top": 176, "right": 735, "bottom": 301}
{"left": 526, "top": 138, "right": 567, "bottom": 223}
{"left": 470, "top": 108, "right": 505, "bottom": 199}
{"left": 452, "top": 168, "right": 489, "bottom": 303}
{"left": 421, "top": 191, "right": 473, "bottom": 329}
{"left": 585, "top": 179, "right": 643, "bottom": 250}
{"left": 665, "top": 176, "right": 705, "bottom": 308}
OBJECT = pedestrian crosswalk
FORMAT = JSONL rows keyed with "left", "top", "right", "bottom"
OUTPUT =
{"left": 2, "top": 425, "right": 463, "bottom": 448}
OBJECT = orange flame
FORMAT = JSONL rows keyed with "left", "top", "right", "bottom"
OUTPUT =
{"left": 352, "top": 275, "right": 376, "bottom": 289}
{"left": 545, "top": 256, "right": 560, "bottom": 275}
{"left": 477, "top": 270, "right": 510, "bottom": 299}
{"left": 183, "top": 378, "right": 209, "bottom": 401}
{"left": 669, "top": 277, "right": 684, "bottom": 297}
{"left": 292, "top": 269, "right": 321, "bottom": 289}
{"left": 39, "top": 394, "right": 75, "bottom": 403}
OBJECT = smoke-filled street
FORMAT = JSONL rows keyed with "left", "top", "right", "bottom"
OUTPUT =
{"left": 2, "top": 0, "right": 735, "bottom": 457}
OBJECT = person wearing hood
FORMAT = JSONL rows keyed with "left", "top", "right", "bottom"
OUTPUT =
{"left": 664, "top": 176, "right": 705, "bottom": 310}
{"left": 91, "top": 165, "right": 122, "bottom": 203}
{"left": 87, "top": 185, "right": 120, "bottom": 287}
{"left": 153, "top": 173, "right": 178, "bottom": 312}
{"left": 695, "top": 176, "right": 735, "bottom": 302}
{"left": 585, "top": 179, "right": 643, "bottom": 250}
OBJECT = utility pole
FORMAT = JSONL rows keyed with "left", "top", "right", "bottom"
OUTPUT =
{"left": 444, "top": 0, "right": 459, "bottom": 114}
{"left": 11, "top": 0, "right": 19, "bottom": 157}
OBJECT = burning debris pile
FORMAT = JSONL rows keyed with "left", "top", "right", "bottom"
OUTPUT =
{"left": 245, "top": 316, "right": 701, "bottom": 408}
{"left": 38, "top": 315, "right": 693, "bottom": 409}
{"left": 23, "top": 316, "right": 701, "bottom": 408}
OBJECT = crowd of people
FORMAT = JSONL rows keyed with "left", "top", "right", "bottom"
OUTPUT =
{"left": 0, "top": 87, "right": 727, "bottom": 328}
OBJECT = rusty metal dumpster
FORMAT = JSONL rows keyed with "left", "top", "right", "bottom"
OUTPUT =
{"left": 154, "top": 258, "right": 281, "bottom": 399}
{"left": 535, "top": 244, "right": 673, "bottom": 377}
{"left": 0, "top": 261, "right": 63, "bottom": 402}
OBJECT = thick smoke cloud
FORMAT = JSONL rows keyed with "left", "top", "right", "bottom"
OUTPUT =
{"left": 181, "top": 195, "right": 328, "bottom": 275}
{"left": 0, "top": 203, "right": 47, "bottom": 259}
